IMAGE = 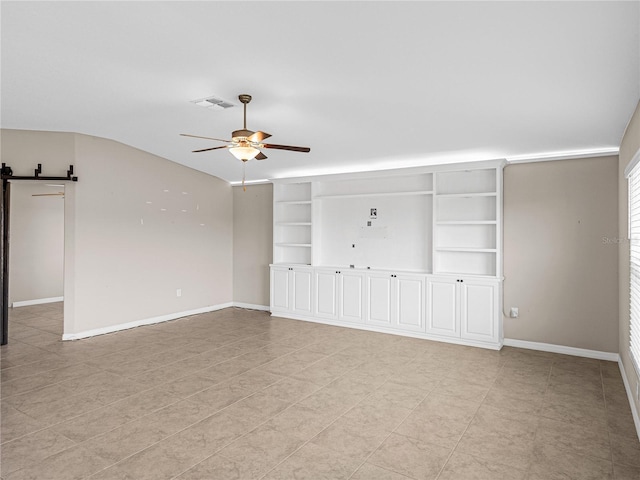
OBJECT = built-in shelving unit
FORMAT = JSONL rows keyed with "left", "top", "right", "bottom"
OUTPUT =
{"left": 271, "top": 161, "right": 505, "bottom": 350}
{"left": 273, "top": 182, "right": 312, "bottom": 265}
{"left": 433, "top": 168, "right": 501, "bottom": 277}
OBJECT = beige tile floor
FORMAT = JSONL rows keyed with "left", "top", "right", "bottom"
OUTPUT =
{"left": 1, "top": 302, "right": 640, "bottom": 479}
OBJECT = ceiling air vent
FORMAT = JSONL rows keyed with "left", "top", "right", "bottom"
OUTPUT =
{"left": 190, "top": 95, "right": 235, "bottom": 111}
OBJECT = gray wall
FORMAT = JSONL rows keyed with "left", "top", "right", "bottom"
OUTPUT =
{"left": 9, "top": 182, "right": 64, "bottom": 305}
{"left": 503, "top": 156, "right": 619, "bottom": 353}
{"left": 2, "top": 129, "right": 234, "bottom": 336}
{"left": 619, "top": 99, "right": 640, "bottom": 428}
{"left": 233, "top": 183, "right": 273, "bottom": 307}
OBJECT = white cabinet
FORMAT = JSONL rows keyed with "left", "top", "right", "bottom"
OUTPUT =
{"left": 395, "top": 274, "right": 426, "bottom": 332}
{"left": 460, "top": 279, "right": 499, "bottom": 343}
{"left": 426, "top": 276, "right": 499, "bottom": 344}
{"left": 314, "top": 269, "right": 365, "bottom": 323}
{"left": 338, "top": 270, "right": 365, "bottom": 323}
{"left": 272, "top": 265, "right": 501, "bottom": 349}
{"left": 314, "top": 269, "right": 338, "bottom": 319}
{"left": 426, "top": 277, "right": 458, "bottom": 336}
{"left": 366, "top": 273, "right": 393, "bottom": 327}
{"left": 270, "top": 266, "right": 313, "bottom": 316}
{"left": 366, "top": 273, "right": 425, "bottom": 333}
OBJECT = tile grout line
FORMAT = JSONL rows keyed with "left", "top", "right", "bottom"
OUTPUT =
{"left": 3, "top": 318, "right": 320, "bottom": 448}
{"left": 87, "top": 335, "right": 361, "bottom": 479}
{"left": 250, "top": 347, "right": 427, "bottom": 480}
{"left": 4, "top": 316, "right": 320, "bottom": 477}
{"left": 430, "top": 359, "right": 505, "bottom": 480}
{"left": 166, "top": 344, "right": 375, "bottom": 479}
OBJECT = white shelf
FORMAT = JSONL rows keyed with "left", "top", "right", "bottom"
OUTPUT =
{"left": 273, "top": 163, "right": 501, "bottom": 279}
{"left": 435, "top": 192, "right": 497, "bottom": 198}
{"left": 315, "top": 190, "right": 433, "bottom": 199}
{"left": 435, "top": 247, "right": 497, "bottom": 253}
{"left": 436, "top": 221, "right": 497, "bottom": 225}
{"left": 274, "top": 182, "right": 313, "bottom": 264}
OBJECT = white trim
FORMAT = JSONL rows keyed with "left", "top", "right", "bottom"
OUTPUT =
{"left": 503, "top": 338, "right": 619, "bottom": 361}
{"left": 507, "top": 148, "right": 619, "bottom": 165}
{"left": 230, "top": 179, "right": 271, "bottom": 186}
{"left": 507, "top": 147, "right": 620, "bottom": 164}
{"left": 12, "top": 296, "right": 64, "bottom": 308}
{"left": 270, "top": 159, "right": 507, "bottom": 184}
{"left": 624, "top": 147, "right": 640, "bottom": 178}
{"left": 618, "top": 358, "right": 640, "bottom": 442}
{"left": 233, "top": 302, "right": 270, "bottom": 311}
{"left": 62, "top": 302, "right": 233, "bottom": 340}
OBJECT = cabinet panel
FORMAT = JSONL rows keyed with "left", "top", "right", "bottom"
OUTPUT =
{"left": 367, "top": 275, "right": 392, "bottom": 326}
{"left": 339, "top": 272, "right": 364, "bottom": 323}
{"left": 426, "top": 278, "right": 459, "bottom": 337}
{"left": 315, "top": 271, "right": 337, "bottom": 318}
{"left": 292, "top": 269, "right": 313, "bottom": 314}
{"left": 271, "top": 268, "right": 290, "bottom": 311}
{"left": 395, "top": 276, "right": 425, "bottom": 332}
{"left": 460, "top": 281, "right": 498, "bottom": 342}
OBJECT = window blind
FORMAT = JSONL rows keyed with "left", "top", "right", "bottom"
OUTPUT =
{"left": 628, "top": 164, "right": 640, "bottom": 375}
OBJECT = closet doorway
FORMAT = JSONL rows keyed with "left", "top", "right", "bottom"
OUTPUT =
{"left": 7, "top": 181, "right": 65, "bottom": 345}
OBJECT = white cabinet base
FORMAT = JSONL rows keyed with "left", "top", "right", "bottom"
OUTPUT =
{"left": 272, "top": 265, "right": 502, "bottom": 350}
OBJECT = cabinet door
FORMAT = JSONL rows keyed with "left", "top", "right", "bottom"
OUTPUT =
{"left": 395, "top": 275, "right": 425, "bottom": 332}
{"left": 291, "top": 268, "right": 313, "bottom": 314}
{"left": 315, "top": 270, "right": 338, "bottom": 319}
{"left": 426, "top": 277, "right": 459, "bottom": 337}
{"left": 366, "top": 274, "right": 393, "bottom": 327}
{"left": 338, "top": 272, "right": 365, "bottom": 323}
{"left": 460, "top": 279, "right": 498, "bottom": 343}
{"left": 271, "top": 267, "right": 290, "bottom": 312}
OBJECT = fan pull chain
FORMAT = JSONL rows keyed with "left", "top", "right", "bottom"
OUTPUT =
{"left": 242, "top": 161, "right": 246, "bottom": 192}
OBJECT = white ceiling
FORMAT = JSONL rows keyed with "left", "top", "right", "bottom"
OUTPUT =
{"left": 2, "top": 1, "right": 639, "bottom": 183}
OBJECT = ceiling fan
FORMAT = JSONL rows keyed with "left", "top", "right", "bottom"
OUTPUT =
{"left": 181, "top": 94, "right": 310, "bottom": 189}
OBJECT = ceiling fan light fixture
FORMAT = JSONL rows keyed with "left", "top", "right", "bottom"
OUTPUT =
{"left": 229, "top": 145, "right": 260, "bottom": 161}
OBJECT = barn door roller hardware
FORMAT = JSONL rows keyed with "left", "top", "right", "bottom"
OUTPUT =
{"left": 1, "top": 163, "right": 78, "bottom": 181}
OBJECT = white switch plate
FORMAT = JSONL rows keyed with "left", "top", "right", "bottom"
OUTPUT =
{"left": 176, "top": 289, "right": 182, "bottom": 297}
{"left": 510, "top": 307, "right": 519, "bottom": 318}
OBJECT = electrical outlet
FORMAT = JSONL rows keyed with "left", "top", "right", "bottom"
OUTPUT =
{"left": 176, "top": 289, "right": 182, "bottom": 297}
{"left": 510, "top": 307, "right": 519, "bottom": 318}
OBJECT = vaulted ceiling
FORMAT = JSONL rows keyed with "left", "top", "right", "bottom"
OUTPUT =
{"left": 2, "top": 1, "right": 639, "bottom": 183}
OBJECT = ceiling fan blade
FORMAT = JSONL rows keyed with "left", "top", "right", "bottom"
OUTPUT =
{"left": 255, "top": 152, "right": 268, "bottom": 160}
{"left": 262, "top": 143, "right": 311, "bottom": 153}
{"left": 180, "top": 133, "right": 231, "bottom": 143}
{"left": 248, "top": 131, "right": 272, "bottom": 142}
{"left": 192, "top": 145, "right": 229, "bottom": 153}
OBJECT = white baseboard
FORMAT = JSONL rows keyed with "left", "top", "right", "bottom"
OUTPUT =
{"left": 503, "top": 338, "right": 619, "bottom": 362}
{"left": 618, "top": 358, "right": 640, "bottom": 442}
{"left": 233, "top": 302, "right": 270, "bottom": 311}
{"left": 62, "top": 302, "right": 234, "bottom": 340}
{"left": 12, "top": 296, "right": 64, "bottom": 308}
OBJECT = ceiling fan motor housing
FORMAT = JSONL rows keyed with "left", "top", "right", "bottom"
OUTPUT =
{"left": 232, "top": 129, "right": 254, "bottom": 140}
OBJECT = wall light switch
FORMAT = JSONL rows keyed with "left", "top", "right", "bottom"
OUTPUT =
{"left": 510, "top": 307, "right": 519, "bottom": 318}
{"left": 176, "top": 289, "right": 182, "bottom": 297}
